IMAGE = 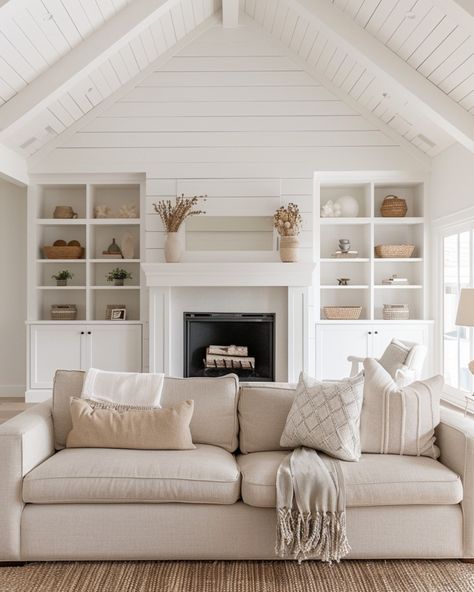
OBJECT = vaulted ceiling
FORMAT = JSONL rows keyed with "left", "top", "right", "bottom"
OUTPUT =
{"left": 0, "top": 0, "right": 473, "bottom": 181}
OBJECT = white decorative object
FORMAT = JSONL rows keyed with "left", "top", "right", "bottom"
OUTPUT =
{"left": 164, "top": 232, "right": 183, "bottom": 263}
{"left": 118, "top": 204, "right": 138, "bottom": 218}
{"left": 335, "top": 195, "right": 359, "bottom": 217}
{"left": 94, "top": 205, "right": 112, "bottom": 218}
{"left": 320, "top": 200, "right": 342, "bottom": 218}
{"left": 120, "top": 232, "right": 135, "bottom": 260}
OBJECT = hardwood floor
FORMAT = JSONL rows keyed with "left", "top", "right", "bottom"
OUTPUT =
{"left": 0, "top": 398, "right": 33, "bottom": 425}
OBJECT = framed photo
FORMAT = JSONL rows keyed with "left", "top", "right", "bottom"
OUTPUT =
{"left": 106, "top": 304, "right": 127, "bottom": 320}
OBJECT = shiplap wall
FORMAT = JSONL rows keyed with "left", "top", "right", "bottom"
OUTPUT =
{"left": 31, "top": 20, "right": 420, "bottom": 264}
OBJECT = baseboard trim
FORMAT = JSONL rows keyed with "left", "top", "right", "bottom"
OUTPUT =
{"left": 0, "top": 385, "right": 26, "bottom": 397}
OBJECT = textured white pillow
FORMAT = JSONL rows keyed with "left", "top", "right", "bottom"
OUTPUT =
{"left": 280, "top": 372, "right": 364, "bottom": 462}
{"left": 361, "top": 359, "right": 442, "bottom": 459}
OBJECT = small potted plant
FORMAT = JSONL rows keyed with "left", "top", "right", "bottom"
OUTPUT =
{"left": 106, "top": 268, "right": 132, "bottom": 286}
{"left": 273, "top": 203, "right": 302, "bottom": 262}
{"left": 52, "top": 270, "right": 73, "bottom": 286}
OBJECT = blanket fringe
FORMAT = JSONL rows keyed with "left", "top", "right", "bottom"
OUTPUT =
{"left": 275, "top": 508, "right": 351, "bottom": 564}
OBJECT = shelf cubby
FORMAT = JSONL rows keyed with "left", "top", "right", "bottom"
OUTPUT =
{"left": 35, "top": 185, "right": 87, "bottom": 219}
{"left": 374, "top": 183, "right": 424, "bottom": 218}
{"left": 320, "top": 260, "right": 370, "bottom": 287}
{"left": 320, "top": 288, "right": 370, "bottom": 321}
{"left": 373, "top": 260, "right": 423, "bottom": 287}
{"left": 374, "top": 223, "right": 424, "bottom": 259}
{"left": 91, "top": 289, "right": 141, "bottom": 322}
{"left": 89, "top": 184, "right": 140, "bottom": 219}
{"left": 91, "top": 261, "right": 140, "bottom": 287}
{"left": 374, "top": 288, "right": 423, "bottom": 321}
{"left": 37, "top": 289, "right": 87, "bottom": 321}
{"left": 320, "top": 223, "right": 371, "bottom": 259}
{"left": 90, "top": 224, "right": 140, "bottom": 260}
{"left": 37, "top": 224, "right": 86, "bottom": 260}
{"left": 38, "top": 261, "right": 86, "bottom": 287}
{"left": 320, "top": 183, "right": 372, "bottom": 218}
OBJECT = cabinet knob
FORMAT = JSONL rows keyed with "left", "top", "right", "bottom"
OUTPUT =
{"left": 374, "top": 331, "right": 378, "bottom": 335}
{"left": 87, "top": 331, "right": 91, "bottom": 335}
{"left": 368, "top": 331, "right": 372, "bottom": 335}
{"left": 80, "top": 331, "right": 85, "bottom": 335}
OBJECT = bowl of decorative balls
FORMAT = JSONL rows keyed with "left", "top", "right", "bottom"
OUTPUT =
{"left": 43, "top": 239, "right": 85, "bottom": 259}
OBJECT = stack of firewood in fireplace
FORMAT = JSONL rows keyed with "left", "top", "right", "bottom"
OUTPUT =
{"left": 204, "top": 345, "right": 255, "bottom": 369}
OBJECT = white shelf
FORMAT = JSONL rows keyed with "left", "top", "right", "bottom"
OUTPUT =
{"left": 320, "top": 258, "right": 370, "bottom": 263}
{"left": 321, "top": 285, "right": 369, "bottom": 289}
{"left": 374, "top": 258, "right": 423, "bottom": 263}
{"left": 375, "top": 285, "right": 422, "bottom": 289}
{"left": 373, "top": 217, "right": 424, "bottom": 225}
{"left": 36, "top": 219, "right": 86, "bottom": 225}
{"left": 91, "top": 258, "right": 141, "bottom": 263}
{"left": 89, "top": 219, "right": 140, "bottom": 225}
{"left": 90, "top": 286, "right": 140, "bottom": 290}
{"left": 36, "top": 218, "right": 140, "bottom": 225}
{"left": 36, "top": 286, "right": 86, "bottom": 290}
{"left": 319, "top": 217, "right": 371, "bottom": 225}
{"left": 36, "top": 259, "right": 86, "bottom": 263}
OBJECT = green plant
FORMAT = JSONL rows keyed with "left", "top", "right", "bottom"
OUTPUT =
{"left": 51, "top": 270, "right": 73, "bottom": 281}
{"left": 106, "top": 268, "right": 132, "bottom": 282}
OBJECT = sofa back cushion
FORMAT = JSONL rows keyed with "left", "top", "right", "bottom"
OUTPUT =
{"left": 238, "top": 383, "right": 296, "bottom": 453}
{"left": 53, "top": 370, "right": 239, "bottom": 452}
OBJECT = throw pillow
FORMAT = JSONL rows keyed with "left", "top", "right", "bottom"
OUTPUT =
{"left": 378, "top": 339, "right": 411, "bottom": 380}
{"left": 360, "top": 359, "right": 443, "bottom": 458}
{"left": 280, "top": 372, "right": 364, "bottom": 462}
{"left": 66, "top": 398, "right": 195, "bottom": 450}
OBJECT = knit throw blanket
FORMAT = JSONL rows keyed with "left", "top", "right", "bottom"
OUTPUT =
{"left": 275, "top": 446, "right": 350, "bottom": 563}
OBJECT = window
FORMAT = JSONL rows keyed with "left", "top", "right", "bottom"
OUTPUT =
{"left": 442, "top": 228, "right": 474, "bottom": 394}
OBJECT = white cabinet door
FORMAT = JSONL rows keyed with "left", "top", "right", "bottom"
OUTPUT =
{"left": 30, "top": 325, "right": 84, "bottom": 389}
{"left": 86, "top": 325, "right": 142, "bottom": 373}
{"left": 315, "top": 324, "right": 370, "bottom": 380}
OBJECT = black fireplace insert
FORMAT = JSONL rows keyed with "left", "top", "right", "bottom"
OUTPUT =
{"left": 184, "top": 312, "right": 275, "bottom": 382}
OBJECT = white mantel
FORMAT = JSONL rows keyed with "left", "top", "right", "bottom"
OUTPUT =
{"left": 141, "top": 262, "right": 316, "bottom": 287}
{"left": 142, "top": 262, "right": 316, "bottom": 382}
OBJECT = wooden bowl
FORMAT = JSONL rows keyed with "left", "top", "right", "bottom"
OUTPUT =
{"left": 42, "top": 245, "right": 84, "bottom": 259}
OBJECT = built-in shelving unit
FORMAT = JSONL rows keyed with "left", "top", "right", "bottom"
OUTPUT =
{"left": 28, "top": 182, "right": 144, "bottom": 322}
{"left": 315, "top": 174, "right": 428, "bottom": 322}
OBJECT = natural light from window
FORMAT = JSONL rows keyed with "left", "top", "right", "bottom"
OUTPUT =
{"left": 443, "top": 230, "right": 473, "bottom": 393}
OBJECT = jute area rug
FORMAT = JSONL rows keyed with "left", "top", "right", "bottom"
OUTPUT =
{"left": 0, "top": 560, "right": 473, "bottom": 592}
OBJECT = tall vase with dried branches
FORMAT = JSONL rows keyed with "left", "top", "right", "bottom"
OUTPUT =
{"left": 273, "top": 203, "right": 302, "bottom": 262}
{"left": 153, "top": 194, "right": 206, "bottom": 262}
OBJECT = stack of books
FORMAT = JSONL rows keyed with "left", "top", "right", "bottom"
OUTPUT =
{"left": 332, "top": 250, "right": 359, "bottom": 258}
{"left": 382, "top": 275, "right": 408, "bottom": 285}
{"left": 204, "top": 345, "right": 255, "bottom": 369}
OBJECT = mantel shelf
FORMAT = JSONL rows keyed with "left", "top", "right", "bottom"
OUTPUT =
{"left": 142, "top": 262, "right": 316, "bottom": 287}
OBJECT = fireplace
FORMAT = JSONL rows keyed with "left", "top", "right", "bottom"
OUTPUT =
{"left": 184, "top": 312, "right": 275, "bottom": 382}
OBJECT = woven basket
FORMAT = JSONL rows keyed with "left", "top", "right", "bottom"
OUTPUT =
{"left": 43, "top": 245, "right": 84, "bottom": 259}
{"left": 50, "top": 305, "right": 77, "bottom": 321}
{"left": 383, "top": 304, "right": 409, "bottom": 321}
{"left": 375, "top": 244, "right": 415, "bottom": 258}
{"left": 323, "top": 306, "right": 362, "bottom": 320}
{"left": 380, "top": 194, "right": 407, "bottom": 217}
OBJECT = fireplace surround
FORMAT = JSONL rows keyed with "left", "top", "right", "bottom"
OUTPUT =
{"left": 184, "top": 312, "right": 275, "bottom": 381}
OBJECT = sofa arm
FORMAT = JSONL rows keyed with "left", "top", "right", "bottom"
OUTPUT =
{"left": 437, "top": 407, "right": 474, "bottom": 558}
{"left": 0, "top": 401, "right": 54, "bottom": 561}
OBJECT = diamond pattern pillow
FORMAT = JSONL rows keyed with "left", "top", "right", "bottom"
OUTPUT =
{"left": 280, "top": 372, "right": 364, "bottom": 462}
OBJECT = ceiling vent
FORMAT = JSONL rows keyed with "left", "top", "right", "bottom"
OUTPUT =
{"left": 415, "top": 134, "right": 436, "bottom": 150}
{"left": 20, "top": 137, "right": 38, "bottom": 150}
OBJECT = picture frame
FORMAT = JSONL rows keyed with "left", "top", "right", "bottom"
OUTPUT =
{"left": 106, "top": 304, "right": 127, "bottom": 321}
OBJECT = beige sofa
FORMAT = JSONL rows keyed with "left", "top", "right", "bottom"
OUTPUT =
{"left": 0, "top": 370, "right": 473, "bottom": 563}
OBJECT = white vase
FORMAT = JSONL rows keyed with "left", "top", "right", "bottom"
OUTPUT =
{"left": 279, "top": 236, "right": 299, "bottom": 262}
{"left": 164, "top": 232, "right": 183, "bottom": 263}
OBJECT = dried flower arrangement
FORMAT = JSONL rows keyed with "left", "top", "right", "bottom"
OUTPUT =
{"left": 153, "top": 194, "right": 206, "bottom": 232}
{"left": 273, "top": 203, "right": 302, "bottom": 237}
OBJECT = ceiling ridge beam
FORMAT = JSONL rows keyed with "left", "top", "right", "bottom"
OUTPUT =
{"left": 289, "top": 0, "right": 474, "bottom": 153}
{"left": 28, "top": 14, "right": 220, "bottom": 170}
{"left": 0, "top": 0, "right": 183, "bottom": 140}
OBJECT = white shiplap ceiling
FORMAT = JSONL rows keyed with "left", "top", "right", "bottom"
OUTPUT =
{"left": 0, "top": 0, "right": 473, "bottom": 165}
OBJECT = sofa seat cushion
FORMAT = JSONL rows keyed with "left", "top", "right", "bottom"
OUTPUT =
{"left": 237, "top": 451, "right": 463, "bottom": 508}
{"left": 23, "top": 445, "right": 240, "bottom": 505}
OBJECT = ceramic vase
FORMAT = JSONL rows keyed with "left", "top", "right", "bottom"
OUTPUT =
{"left": 114, "top": 279, "right": 124, "bottom": 286}
{"left": 279, "top": 236, "right": 299, "bottom": 262}
{"left": 165, "top": 232, "right": 183, "bottom": 263}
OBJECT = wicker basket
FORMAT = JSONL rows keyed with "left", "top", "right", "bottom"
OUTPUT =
{"left": 50, "top": 305, "right": 77, "bottom": 321}
{"left": 383, "top": 304, "right": 409, "bottom": 321}
{"left": 380, "top": 194, "right": 407, "bottom": 217}
{"left": 323, "top": 306, "right": 362, "bottom": 320}
{"left": 43, "top": 245, "right": 84, "bottom": 259}
{"left": 374, "top": 244, "right": 415, "bottom": 258}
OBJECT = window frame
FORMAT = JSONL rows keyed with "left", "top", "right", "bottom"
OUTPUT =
{"left": 434, "top": 207, "right": 474, "bottom": 408}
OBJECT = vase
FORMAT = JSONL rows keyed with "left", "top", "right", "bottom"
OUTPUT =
{"left": 114, "top": 279, "right": 124, "bottom": 286}
{"left": 279, "top": 236, "right": 299, "bottom": 262}
{"left": 56, "top": 280, "right": 67, "bottom": 286}
{"left": 165, "top": 232, "right": 183, "bottom": 263}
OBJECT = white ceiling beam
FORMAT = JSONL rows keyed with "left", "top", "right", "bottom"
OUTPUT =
{"left": 0, "top": 0, "right": 181, "bottom": 139}
{"left": 0, "top": 142, "right": 28, "bottom": 185}
{"left": 431, "top": 0, "right": 474, "bottom": 34}
{"left": 222, "top": 0, "right": 239, "bottom": 27}
{"left": 290, "top": 0, "right": 474, "bottom": 153}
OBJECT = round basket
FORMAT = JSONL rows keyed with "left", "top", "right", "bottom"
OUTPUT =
{"left": 43, "top": 245, "right": 84, "bottom": 259}
{"left": 374, "top": 244, "right": 415, "bottom": 258}
{"left": 380, "top": 194, "right": 407, "bottom": 217}
{"left": 383, "top": 304, "right": 409, "bottom": 321}
{"left": 323, "top": 306, "right": 362, "bottom": 320}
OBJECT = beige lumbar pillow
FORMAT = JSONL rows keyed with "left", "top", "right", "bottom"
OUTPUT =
{"left": 361, "top": 359, "right": 442, "bottom": 458}
{"left": 280, "top": 372, "right": 364, "bottom": 462}
{"left": 67, "top": 398, "right": 195, "bottom": 450}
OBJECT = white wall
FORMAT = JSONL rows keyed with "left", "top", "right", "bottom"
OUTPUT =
{"left": 431, "top": 143, "right": 474, "bottom": 220}
{"left": 0, "top": 179, "right": 27, "bottom": 395}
